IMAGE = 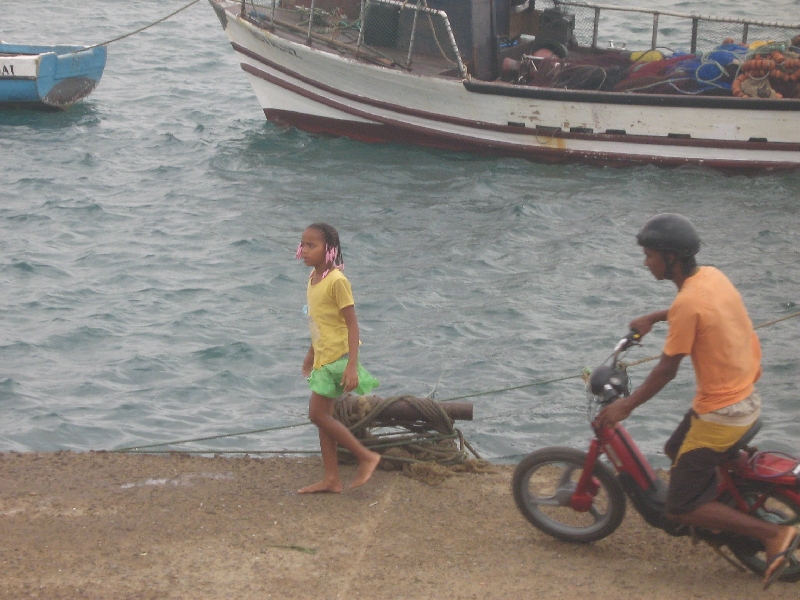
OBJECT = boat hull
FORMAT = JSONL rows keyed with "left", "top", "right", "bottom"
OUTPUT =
{"left": 210, "top": 0, "right": 800, "bottom": 171}
{"left": 0, "top": 43, "right": 107, "bottom": 110}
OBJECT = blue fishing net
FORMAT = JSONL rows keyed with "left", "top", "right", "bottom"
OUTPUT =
{"left": 663, "top": 43, "right": 750, "bottom": 94}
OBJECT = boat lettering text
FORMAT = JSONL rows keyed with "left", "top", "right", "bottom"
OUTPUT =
{"left": 0, "top": 57, "right": 37, "bottom": 78}
{"left": 250, "top": 31, "right": 299, "bottom": 58}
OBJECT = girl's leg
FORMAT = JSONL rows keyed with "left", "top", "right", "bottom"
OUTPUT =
{"left": 299, "top": 393, "right": 343, "bottom": 493}
{"left": 299, "top": 392, "right": 380, "bottom": 493}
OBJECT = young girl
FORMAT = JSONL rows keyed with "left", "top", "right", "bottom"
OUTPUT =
{"left": 296, "top": 223, "right": 381, "bottom": 493}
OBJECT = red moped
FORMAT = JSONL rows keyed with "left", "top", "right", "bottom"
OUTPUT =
{"left": 512, "top": 331, "right": 800, "bottom": 582}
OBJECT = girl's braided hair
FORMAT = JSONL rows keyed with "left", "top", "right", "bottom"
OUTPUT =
{"left": 295, "top": 223, "right": 344, "bottom": 278}
{"left": 309, "top": 223, "right": 343, "bottom": 270}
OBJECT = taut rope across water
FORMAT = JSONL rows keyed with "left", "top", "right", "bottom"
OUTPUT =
{"left": 83, "top": 0, "right": 202, "bottom": 51}
{"left": 113, "top": 310, "right": 800, "bottom": 457}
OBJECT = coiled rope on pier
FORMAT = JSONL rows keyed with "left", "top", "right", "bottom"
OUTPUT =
{"left": 333, "top": 394, "right": 489, "bottom": 485}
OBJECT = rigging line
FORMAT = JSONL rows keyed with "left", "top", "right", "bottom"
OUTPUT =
{"left": 84, "top": 0, "right": 202, "bottom": 50}
{"left": 442, "top": 311, "right": 800, "bottom": 402}
{"left": 438, "top": 372, "right": 583, "bottom": 403}
{"left": 113, "top": 419, "right": 311, "bottom": 452}
{"left": 426, "top": 371, "right": 446, "bottom": 399}
{"left": 754, "top": 309, "right": 800, "bottom": 330}
{"left": 121, "top": 449, "right": 319, "bottom": 455}
{"left": 111, "top": 310, "right": 800, "bottom": 451}
{"left": 623, "top": 309, "right": 800, "bottom": 369}
{"left": 472, "top": 309, "right": 800, "bottom": 422}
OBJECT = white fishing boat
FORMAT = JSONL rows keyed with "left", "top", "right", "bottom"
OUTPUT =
{"left": 208, "top": 0, "right": 800, "bottom": 171}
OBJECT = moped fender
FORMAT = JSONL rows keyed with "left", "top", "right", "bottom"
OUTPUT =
{"left": 570, "top": 439, "right": 604, "bottom": 512}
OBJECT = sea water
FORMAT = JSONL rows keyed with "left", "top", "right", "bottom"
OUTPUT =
{"left": 1, "top": 0, "right": 798, "bottom": 466}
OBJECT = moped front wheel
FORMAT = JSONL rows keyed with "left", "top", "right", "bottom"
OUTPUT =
{"left": 726, "top": 490, "right": 800, "bottom": 582}
{"left": 512, "top": 446, "right": 626, "bottom": 543}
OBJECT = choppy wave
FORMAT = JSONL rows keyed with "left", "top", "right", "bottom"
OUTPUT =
{"left": 1, "top": 1, "right": 798, "bottom": 465}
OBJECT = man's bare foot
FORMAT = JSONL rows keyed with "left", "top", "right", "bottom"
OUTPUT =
{"left": 298, "top": 479, "right": 343, "bottom": 494}
{"left": 349, "top": 451, "right": 381, "bottom": 489}
{"left": 763, "top": 526, "right": 799, "bottom": 589}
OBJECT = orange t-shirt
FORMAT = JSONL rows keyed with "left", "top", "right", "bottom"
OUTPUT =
{"left": 663, "top": 266, "right": 761, "bottom": 414}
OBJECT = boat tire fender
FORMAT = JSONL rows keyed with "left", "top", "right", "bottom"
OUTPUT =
{"left": 528, "top": 39, "right": 568, "bottom": 60}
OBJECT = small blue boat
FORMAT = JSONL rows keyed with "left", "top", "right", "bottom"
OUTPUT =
{"left": 0, "top": 42, "right": 107, "bottom": 110}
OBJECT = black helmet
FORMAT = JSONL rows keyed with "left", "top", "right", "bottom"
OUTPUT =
{"left": 589, "top": 365, "right": 629, "bottom": 403}
{"left": 636, "top": 213, "right": 701, "bottom": 257}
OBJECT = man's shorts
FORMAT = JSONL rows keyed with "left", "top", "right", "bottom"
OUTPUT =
{"left": 665, "top": 390, "right": 761, "bottom": 515}
{"left": 308, "top": 355, "right": 379, "bottom": 399}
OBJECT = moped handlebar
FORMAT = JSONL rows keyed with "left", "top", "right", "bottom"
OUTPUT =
{"left": 613, "top": 329, "right": 641, "bottom": 355}
{"left": 587, "top": 331, "right": 640, "bottom": 408}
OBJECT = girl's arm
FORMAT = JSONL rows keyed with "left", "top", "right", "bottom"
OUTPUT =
{"left": 302, "top": 345, "right": 314, "bottom": 378}
{"left": 340, "top": 305, "right": 360, "bottom": 392}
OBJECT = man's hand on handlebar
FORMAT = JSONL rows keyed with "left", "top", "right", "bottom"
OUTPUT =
{"left": 593, "top": 397, "right": 634, "bottom": 429}
{"left": 628, "top": 310, "right": 669, "bottom": 338}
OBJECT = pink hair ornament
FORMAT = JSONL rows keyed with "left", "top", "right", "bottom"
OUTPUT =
{"left": 325, "top": 245, "right": 337, "bottom": 265}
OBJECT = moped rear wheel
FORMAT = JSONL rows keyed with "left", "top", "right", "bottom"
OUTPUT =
{"left": 512, "top": 446, "right": 626, "bottom": 543}
{"left": 726, "top": 491, "right": 800, "bottom": 582}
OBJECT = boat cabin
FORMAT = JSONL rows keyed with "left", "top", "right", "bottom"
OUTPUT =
{"left": 234, "top": 0, "right": 800, "bottom": 99}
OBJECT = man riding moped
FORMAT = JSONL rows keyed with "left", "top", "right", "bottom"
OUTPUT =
{"left": 594, "top": 213, "right": 799, "bottom": 589}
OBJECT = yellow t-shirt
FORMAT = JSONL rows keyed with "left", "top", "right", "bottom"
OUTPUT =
{"left": 306, "top": 269, "right": 355, "bottom": 370}
{"left": 663, "top": 266, "right": 761, "bottom": 414}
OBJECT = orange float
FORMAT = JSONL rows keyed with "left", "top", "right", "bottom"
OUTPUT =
{"left": 732, "top": 73, "right": 748, "bottom": 97}
{"left": 741, "top": 58, "right": 776, "bottom": 72}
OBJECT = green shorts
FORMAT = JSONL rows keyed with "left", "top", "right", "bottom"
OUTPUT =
{"left": 308, "top": 356, "right": 379, "bottom": 399}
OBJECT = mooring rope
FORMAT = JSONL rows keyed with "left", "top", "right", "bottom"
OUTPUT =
{"left": 622, "top": 309, "right": 800, "bottom": 369}
{"left": 112, "top": 310, "right": 800, "bottom": 454}
{"left": 439, "top": 373, "right": 583, "bottom": 403}
{"left": 83, "top": 0, "right": 201, "bottom": 51}
{"left": 114, "top": 420, "right": 309, "bottom": 453}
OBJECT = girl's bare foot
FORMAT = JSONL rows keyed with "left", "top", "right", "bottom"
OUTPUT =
{"left": 298, "top": 479, "right": 343, "bottom": 494}
{"left": 349, "top": 451, "right": 381, "bottom": 489}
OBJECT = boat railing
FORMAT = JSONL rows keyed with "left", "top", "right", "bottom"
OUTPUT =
{"left": 237, "top": 0, "right": 467, "bottom": 77}
{"left": 538, "top": 0, "right": 800, "bottom": 53}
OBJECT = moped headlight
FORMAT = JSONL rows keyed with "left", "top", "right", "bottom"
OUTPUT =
{"left": 588, "top": 365, "right": 630, "bottom": 404}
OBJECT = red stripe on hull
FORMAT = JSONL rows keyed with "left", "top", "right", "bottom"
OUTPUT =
{"left": 262, "top": 109, "right": 799, "bottom": 172}
{"left": 264, "top": 109, "right": 598, "bottom": 164}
